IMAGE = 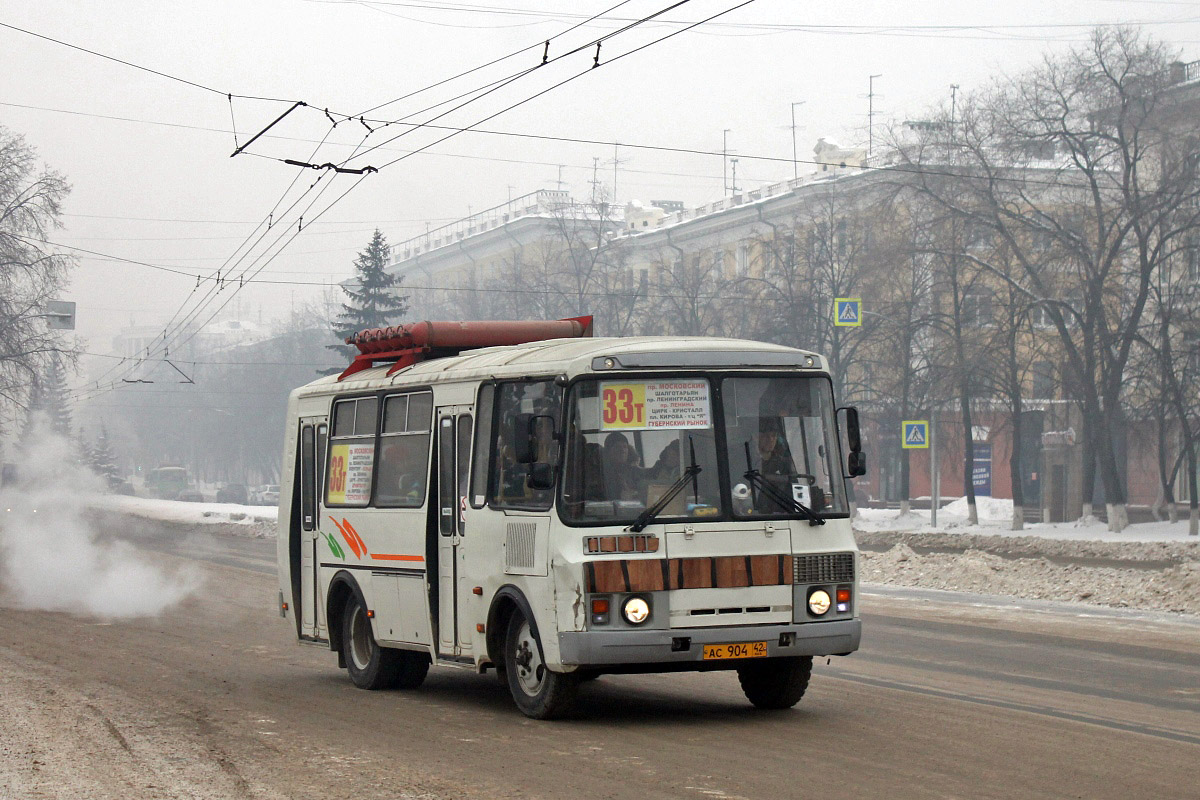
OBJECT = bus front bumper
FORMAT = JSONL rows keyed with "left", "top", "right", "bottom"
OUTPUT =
{"left": 557, "top": 619, "right": 860, "bottom": 666}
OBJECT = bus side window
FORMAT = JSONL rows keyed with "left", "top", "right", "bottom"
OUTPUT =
{"left": 316, "top": 424, "right": 328, "bottom": 505}
{"left": 438, "top": 417, "right": 455, "bottom": 535}
{"left": 300, "top": 425, "right": 315, "bottom": 530}
{"left": 456, "top": 413, "right": 472, "bottom": 532}
{"left": 376, "top": 391, "right": 432, "bottom": 508}
{"left": 488, "top": 381, "right": 561, "bottom": 511}
{"left": 326, "top": 397, "right": 377, "bottom": 507}
{"left": 470, "top": 384, "right": 494, "bottom": 508}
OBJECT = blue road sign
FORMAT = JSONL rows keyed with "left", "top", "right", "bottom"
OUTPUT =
{"left": 834, "top": 298, "right": 862, "bottom": 327}
{"left": 902, "top": 420, "right": 929, "bottom": 449}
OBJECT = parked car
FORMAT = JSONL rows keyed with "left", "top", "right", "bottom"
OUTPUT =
{"left": 216, "top": 483, "right": 249, "bottom": 504}
{"left": 260, "top": 485, "right": 280, "bottom": 505}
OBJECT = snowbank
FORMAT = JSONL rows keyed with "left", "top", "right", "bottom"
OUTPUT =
{"left": 856, "top": 498, "right": 1198, "bottom": 542}
{"left": 862, "top": 543, "right": 1200, "bottom": 615}
{"left": 90, "top": 495, "right": 277, "bottom": 526}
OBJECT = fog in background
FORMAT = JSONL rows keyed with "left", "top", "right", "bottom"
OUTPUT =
{"left": 6, "top": 1, "right": 1199, "bottom": 351}
{"left": 0, "top": 418, "right": 200, "bottom": 618}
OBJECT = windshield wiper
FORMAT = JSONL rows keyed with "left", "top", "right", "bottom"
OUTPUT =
{"left": 627, "top": 437, "right": 702, "bottom": 533}
{"left": 742, "top": 441, "right": 824, "bottom": 527}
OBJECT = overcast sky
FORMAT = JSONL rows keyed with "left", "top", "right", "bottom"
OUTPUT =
{"left": 4, "top": 0, "right": 1200, "bottom": 367}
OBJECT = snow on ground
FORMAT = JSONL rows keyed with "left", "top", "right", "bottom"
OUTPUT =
{"left": 90, "top": 495, "right": 277, "bottom": 527}
{"left": 862, "top": 543, "right": 1200, "bottom": 616}
{"left": 856, "top": 496, "right": 1198, "bottom": 542}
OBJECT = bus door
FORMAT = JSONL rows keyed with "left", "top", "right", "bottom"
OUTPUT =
{"left": 435, "top": 407, "right": 473, "bottom": 655}
{"left": 298, "top": 419, "right": 327, "bottom": 638}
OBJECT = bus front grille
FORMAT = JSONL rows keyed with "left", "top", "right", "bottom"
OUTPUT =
{"left": 792, "top": 553, "right": 855, "bottom": 584}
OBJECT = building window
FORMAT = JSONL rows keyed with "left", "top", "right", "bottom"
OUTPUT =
{"left": 965, "top": 224, "right": 992, "bottom": 251}
{"left": 1031, "top": 361, "right": 1055, "bottom": 400}
{"left": 736, "top": 245, "right": 749, "bottom": 276}
{"left": 1187, "top": 333, "right": 1200, "bottom": 374}
{"left": 962, "top": 292, "right": 993, "bottom": 327}
{"left": 1031, "top": 303, "right": 1054, "bottom": 329}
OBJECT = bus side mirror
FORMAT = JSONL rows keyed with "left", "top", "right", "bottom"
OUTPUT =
{"left": 513, "top": 413, "right": 537, "bottom": 463}
{"left": 527, "top": 462, "right": 555, "bottom": 490}
{"left": 839, "top": 406, "right": 867, "bottom": 478}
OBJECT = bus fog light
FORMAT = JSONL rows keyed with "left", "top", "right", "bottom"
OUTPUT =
{"left": 623, "top": 596, "right": 650, "bottom": 625}
{"left": 808, "top": 589, "right": 832, "bottom": 616}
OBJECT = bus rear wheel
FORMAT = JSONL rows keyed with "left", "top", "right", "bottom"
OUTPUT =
{"left": 343, "top": 598, "right": 428, "bottom": 690}
{"left": 737, "top": 656, "right": 813, "bottom": 709}
{"left": 504, "top": 611, "right": 579, "bottom": 719}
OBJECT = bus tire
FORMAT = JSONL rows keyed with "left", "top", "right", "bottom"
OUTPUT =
{"left": 737, "top": 656, "right": 812, "bottom": 710}
{"left": 504, "top": 610, "right": 578, "bottom": 719}
{"left": 342, "top": 596, "right": 403, "bottom": 690}
{"left": 393, "top": 651, "right": 430, "bottom": 690}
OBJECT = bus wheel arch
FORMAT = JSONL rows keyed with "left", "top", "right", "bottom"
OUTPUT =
{"left": 486, "top": 586, "right": 539, "bottom": 671}
{"left": 326, "top": 571, "right": 361, "bottom": 664}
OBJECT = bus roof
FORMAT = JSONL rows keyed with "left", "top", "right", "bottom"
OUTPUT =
{"left": 294, "top": 336, "right": 827, "bottom": 400}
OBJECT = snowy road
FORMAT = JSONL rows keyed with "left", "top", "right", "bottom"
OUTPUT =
{"left": 1, "top": 519, "right": 1197, "bottom": 799}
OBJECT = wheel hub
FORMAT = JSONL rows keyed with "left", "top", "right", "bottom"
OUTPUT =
{"left": 513, "top": 621, "right": 544, "bottom": 696}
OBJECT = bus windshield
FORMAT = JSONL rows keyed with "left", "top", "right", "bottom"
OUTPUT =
{"left": 561, "top": 378, "right": 723, "bottom": 523}
{"left": 560, "top": 374, "right": 846, "bottom": 524}
{"left": 722, "top": 375, "right": 846, "bottom": 518}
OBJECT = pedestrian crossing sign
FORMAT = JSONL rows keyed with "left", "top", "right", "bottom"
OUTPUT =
{"left": 834, "top": 298, "right": 862, "bottom": 327}
{"left": 902, "top": 420, "right": 929, "bottom": 449}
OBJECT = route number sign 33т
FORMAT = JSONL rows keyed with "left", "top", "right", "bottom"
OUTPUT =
{"left": 602, "top": 384, "right": 646, "bottom": 426}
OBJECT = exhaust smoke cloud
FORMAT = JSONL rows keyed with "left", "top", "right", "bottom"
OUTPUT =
{"left": 0, "top": 420, "right": 199, "bottom": 618}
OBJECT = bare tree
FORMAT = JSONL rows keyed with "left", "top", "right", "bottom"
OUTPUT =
{"left": 893, "top": 27, "right": 1200, "bottom": 530}
{"left": 0, "top": 126, "right": 75, "bottom": 433}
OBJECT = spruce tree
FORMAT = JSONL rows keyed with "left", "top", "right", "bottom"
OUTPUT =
{"left": 90, "top": 423, "right": 120, "bottom": 489}
{"left": 21, "top": 356, "right": 73, "bottom": 445}
{"left": 328, "top": 229, "right": 409, "bottom": 362}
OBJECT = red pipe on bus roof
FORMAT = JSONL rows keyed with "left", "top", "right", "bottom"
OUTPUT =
{"left": 338, "top": 315, "right": 593, "bottom": 380}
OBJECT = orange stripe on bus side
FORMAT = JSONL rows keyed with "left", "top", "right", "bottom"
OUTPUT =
{"left": 369, "top": 553, "right": 425, "bottom": 562}
{"left": 341, "top": 518, "right": 369, "bottom": 557}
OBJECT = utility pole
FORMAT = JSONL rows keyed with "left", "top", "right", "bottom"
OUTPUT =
{"left": 723, "top": 128, "right": 731, "bottom": 195}
{"left": 868, "top": 73, "right": 882, "bottom": 159}
{"left": 730, "top": 157, "right": 739, "bottom": 195}
{"left": 590, "top": 157, "right": 602, "bottom": 202}
{"left": 950, "top": 83, "right": 960, "bottom": 137}
{"left": 555, "top": 165, "right": 565, "bottom": 191}
{"left": 930, "top": 407, "right": 940, "bottom": 528}
{"left": 612, "top": 142, "right": 619, "bottom": 202}
{"left": 790, "top": 101, "right": 805, "bottom": 180}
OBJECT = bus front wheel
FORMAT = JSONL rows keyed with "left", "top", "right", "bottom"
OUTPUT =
{"left": 737, "top": 656, "right": 813, "bottom": 709}
{"left": 342, "top": 597, "right": 428, "bottom": 690}
{"left": 504, "top": 611, "right": 578, "bottom": 719}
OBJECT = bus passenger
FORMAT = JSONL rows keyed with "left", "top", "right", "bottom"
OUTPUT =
{"left": 647, "top": 439, "right": 681, "bottom": 482}
{"left": 602, "top": 432, "right": 644, "bottom": 501}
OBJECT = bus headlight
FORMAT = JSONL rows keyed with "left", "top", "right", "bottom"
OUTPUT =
{"left": 808, "top": 589, "right": 832, "bottom": 616}
{"left": 622, "top": 596, "right": 650, "bottom": 625}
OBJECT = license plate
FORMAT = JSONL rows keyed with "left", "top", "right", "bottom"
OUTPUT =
{"left": 702, "top": 641, "right": 769, "bottom": 660}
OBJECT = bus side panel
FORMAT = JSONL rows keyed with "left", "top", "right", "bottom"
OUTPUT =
{"left": 329, "top": 508, "right": 434, "bottom": 649}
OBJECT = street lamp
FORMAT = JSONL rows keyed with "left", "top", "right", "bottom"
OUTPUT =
{"left": 790, "top": 101, "right": 805, "bottom": 180}
{"left": 723, "top": 129, "right": 732, "bottom": 195}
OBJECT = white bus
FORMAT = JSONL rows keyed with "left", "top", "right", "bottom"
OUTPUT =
{"left": 277, "top": 318, "right": 866, "bottom": 719}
